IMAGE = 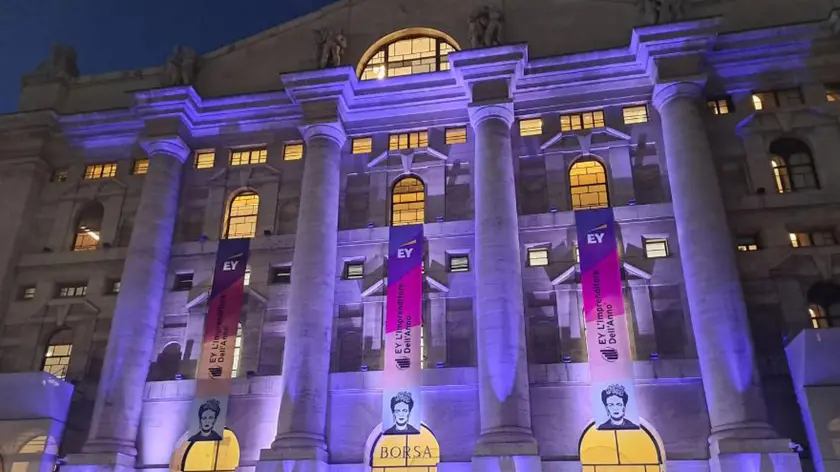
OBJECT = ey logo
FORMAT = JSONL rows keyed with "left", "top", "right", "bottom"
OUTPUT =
{"left": 397, "top": 240, "right": 416, "bottom": 259}
{"left": 586, "top": 224, "right": 608, "bottom": 245}
{"left": 222, "top": 253, "right": 243, "bottom": 271}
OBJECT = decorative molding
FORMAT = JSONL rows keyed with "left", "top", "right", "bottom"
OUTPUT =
{"left": 140, "top": 135, "right": 190, "bottom": 163}
{"left": 468, "top": 102, "right": 515, "bottom": 127}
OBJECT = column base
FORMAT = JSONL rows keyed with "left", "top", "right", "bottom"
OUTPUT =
{"left": 710, "top": 437, "right": 802, "bottom": 472}
{"left": 474, "top": 428, "right": 539, "bottom": 457}
{"left": 62, "top": 452, "right": 137, "bottom": 472}
{"left": 471, "top": 455, "right": 542, "bottom": 472}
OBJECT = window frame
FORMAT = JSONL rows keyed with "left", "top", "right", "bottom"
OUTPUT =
{"left": 283, "top": 142, "right": 304, "bottom": 161}
{"left": 132, "top": 158, "right": 150, "bottom": 175}
{"left": 519, "top": 118, "right": 543, "bottom": 137}
{"left": 20, "top": 286, "right": 36, "bottom": 300}
{"left": 352, "top": 137, "right": 374, "bottom": 154}
{"left": 569, "top": 158, "right": 610, "bottom": 211}
{"left": 445, "top": 127, "right": 468, "bottom": 145}
{"left": 173, "top": 273, "right": 194, "bottom": 292}
{"left": 622, "top": 105, "right": 649, "bottom": 124}
{"left": 57, "top": 284, "right": 88, "bottom": 298}
{"left": 83, "top": 163, "right": 118, "bottom": 180}
{"left": 707, "top": 97, "right": 733, "bottom": 115}
{"left": 43, "top": 343, "right": 73, "bottom": 380}
{"left": 643, "top": 237, "right": 670, "bottom": 259}
{"left": 388, "top": 131, "right": 429, "bottom": 151}
{"left": 391, "top": 176, "right": 426, "bottom": 226}
{"left": 223, "top": 191, "right": 260, "bottom": 239}
{"left": 359, "top": 34, "right": 457, "bottom": 81}
{"left": 270, "top": 265, "right": 292, "bottom": 284}
{"left": 230, "top": 148, "right": 268, "bottom": 166}
{"left": 194, "top": 150, "right": 216, "bottom": 169}
{"left": 527, "top": 247, "right": 550, "bottom": 267}
{"left": 343, "top": 260, "right": 365, "bottom": 280}
{"left": 789, "top": 230, "right": 837, "bottom": 248}
{"left": 447, "top": 253, "right": 470, "bottom": 273}
{"left": 736, "top": 235, "right": 760, "bottom": 252}
{"left": 560, "top": 110, "right": 606, "bottom": 131}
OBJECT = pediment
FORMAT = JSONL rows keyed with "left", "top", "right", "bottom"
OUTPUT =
{"left": 551, "top": 260, "right": 651, "bottom": 285}
{"left": 737, "top": 108, "right": 840, "bottom": 135}
{"left": 367, "top": 147, "right": 448, "bottom": 173}
{"left": 541, "top": 127, "right": 631, "bottom": 153}
{"left": 361, "top": 274, "right": 449, "bottom": 298}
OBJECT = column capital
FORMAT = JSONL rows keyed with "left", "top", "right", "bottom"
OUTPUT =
{"left": 299, "top": 121, "right": 347, "bottom": 147}
{"left": 468, "top": 102, "right": 515, "bottom": 128}
{"left": 140, "top": 135, "right": 190, "bottom": 163}
{"left": 652, "top": 81, "right": 706, "bottom": 111}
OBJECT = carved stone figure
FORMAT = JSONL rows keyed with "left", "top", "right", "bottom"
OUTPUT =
{"left": 469, "top": 5, "right": 505, "bottom": 48}
{"left": 29, "top": 43, "right": 79, "bottom": 81}
{"left": 162, "top": 46, "right": 199, "bottom": 87}
{"left": 317, "top": 29, "right": 348, "bottom": 69}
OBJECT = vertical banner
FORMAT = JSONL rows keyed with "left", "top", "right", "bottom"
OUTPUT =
{"left": 187, "top": 238, "right": 250, "bottom": 441}
{"left": 382, "top": 224, "right": 424, "bottom": 436}
{"left": 575, "top": 208, "right": 640, "bottom": 431}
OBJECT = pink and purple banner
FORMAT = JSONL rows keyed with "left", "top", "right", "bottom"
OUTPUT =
{"left": 575, "top": 208, "right": 640, "bottom": 431}
{"left": 382, "top": 224, "right": 424, "bottom": 435}
{"left": 187, "top": 238, "right": 250, "bottom": 442}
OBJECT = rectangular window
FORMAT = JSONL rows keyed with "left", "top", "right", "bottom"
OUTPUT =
{"left": 344, "top": 261, "right": 365, "bottom": 280}
{"left": 173, "top": 273, "right": 194, "bottom": 291}
{"left": 20, "top": 286, "right": 36, "bottom": 300}
{"left": 84, "top": 163, "right": 117, "bottom": 180}
{"left": 445, "top": 127, "right": 468, "bottom": 144}
{"left": 230, "top": 148, "right": 268, "bottom": 166}
{"left": 707, "top": 97, "right": 732, "bottom": 115}
{"left": 519, "top": 118, "right": 542, "bottom": 137}
{"left": 448, "top": 254, "right": 470, "bottom": 273}
{"left": 73, "top": 226, "right": 100, "bottom": 252}
{"left": 560, "top": 110, "right": 605, "bottom": 131}
{"left": 43, "top": 344, "right": 72, "bottom": 380}
{"left": 389, "top": 131, "right": 428, "bottom": 150}
{"left": 194, "top": 151, "right": 215, "bottom": 169}
{"left": 108, "top": 279, "right": 121, "bottom": 294}
{"left": 244, "top": 267, "right": 251, "bottom": 286}
{"left": 752, "top": 92, "right": 774, "bottom": 110}
{"left": 643, "top": 238, "right": 669, "bottom": 259}
{"left": 736, "top": 235, "right": 760, "bottom": 252}
{"left": 51, "top": 169, "right": 69, "bottom": 182}
{"left": 825, "top": 84, "right": 840, "bottom": 102}
{"left": 270, "top": 265, "right": 292, "bottom": 284}
{"left": 527, "top": 247, "right": 549, "bottom": 267}
{"left": 622, "top": 105, "right": 649, "bottom": 124}
{"left": 132, "top": 159, "right": 149, "bottom": 175}
{"left": 283, "top": 143, "right": 304, "bottom": 161}
{"left": 57, "top": 284, "right": 88, "bottom": 298}
{"left": 790, "top": 230, "right": 837, "bottom": 248}
{"left": 352, "top": 137, "right": 373, "bottom": 154}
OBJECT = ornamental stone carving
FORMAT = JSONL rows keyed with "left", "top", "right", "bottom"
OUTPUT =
{"left": 316, "top": 29, "right": 348, "bottom": 69}
{"left": 162, "top": 46, "right": 198, "bottom": 87}
{"left": 468, "top": 5, "right": 505, "bottom": 48}
{"left": 27, "top": 43, "right": 79, "bottom": 82}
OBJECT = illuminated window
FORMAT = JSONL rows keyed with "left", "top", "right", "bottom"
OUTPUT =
{"left": 736, "top": 235, "right": 760, "bottom": 252}
{"left": 231, "top": 324, "right": 244, "bottom": 378}
{"left": 580, "top": 421, "right": 664, "bottom": 472}
{"left": 344, "top": 261, "right": 365, "bottom": 280}
{"left": 195, "top": 151, "right": 215, "bottom": 169}
{"left": 389, "top": 132, "right": 428, "bottom": 151}
{"left": 391, "top": 176, "right": 425, "bottom": 226}
{"left": 826, "top": 84, "right": 840, "bottom": 102}
{"left": 170, "top": 428, "right": 241, "bottom": 472}
{"left": 790, "top": 230, "right": 836, "bottom": 248}
{"left": 84, "top": 163, "right": 117, "bottom": 180}
{"left": 570, "top": 159, "right": 609, "bottom": 210}
{"left": 445, "top": 127, "right": 467, "bottom": 144}
{"left": 43, "top": 331, "right": 73, "bottom": 380}
{"left": 57, "top": 284, "right": 87, "bottom": 298}
{"left": 560, "top": 110, "right": 605, "bottom": 131}
{"left": 352, "top": 137, "right": 373, "bottom": 154}
{"left": 108, "top": 279, "right": 121, "bottom": 294}
{"left": 283, "top": 143, "right": 304, "bottom": 161}
{"left": 368, "top": 424, "right": 440, "bottom": 472}
{"left": 519, "top": 118, "right": 542, "bottom": 137}
{"left": 72, "top": 202, "right": 103, "bottom": 251}
{"left": 224, "top": 192, "right": 259, "bottom": 239}
{"left": 809, "top": 305, "right": 830, "bottom": 329}
{"left": 51, "top": 169, "right": 68, "bottom": 182}
{"left": 707, "top": 97, "right": 732, "bottom": 115}
{"left": 230, "top": 148, "right": 267, "bottom": 166}
{"left": 527, "top": 247, "right": 549, "bottom": 267}
{"left": 270, "top": 265, "right": 291, "bottom": 284}
{"left": 359, "top": 31, "right": 458, "bottom": 80}
{"left": 132, "top": 159, "right": 149, "bottom": 175}
{"left": 753, "top": 89, "right": 803, "bottom": 110}
{"left": 643, "top": 238, "right": 669, "bottom": 259}
{"left": 769, "top": 138, "right": 818, "bottom": 193}
{"left": 622, "top": 105, "right": 648, "bottom": 124}
{"left": 448, "top": 254, "right": 470, "bottom": 272}
{"left": 173, "top": 273, "right": 194, "bottom": 291}
{"left": 243, "top": 266, "right": 251, "bottom": 286}
{"left": 20, "top": 286, "right": 36, "bottom": 300}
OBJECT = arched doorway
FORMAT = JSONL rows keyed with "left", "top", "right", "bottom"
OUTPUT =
{"left": 365, "top": 423, "right": 440, "bottom": 472}
{"left": 579, "top": 419, "right": 665, "bottom": 471}
{"left": 169, "top": 428, "right": 240, "bottom": 472}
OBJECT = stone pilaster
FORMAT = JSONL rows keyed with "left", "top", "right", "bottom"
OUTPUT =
{"left": 261, "top": 122, "right": 346, "bottom": 471}
{"left": 468, "top": 103, "right": 539, "bottom": 471}
{"left": 71, "top": 136, "right": 189, "bottom": 467}
{"left": 652, "top": 82, "right": 800, "bottom": 471}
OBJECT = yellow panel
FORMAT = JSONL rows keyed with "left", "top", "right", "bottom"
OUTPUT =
{"left": 177, "top": 429, "right": 240, "bottom": 472}
{"left": 616, "top": 428, "right": 661, "bottom": 464}
{"left": 580, "top": 428, "right": 619, "bottom": 464}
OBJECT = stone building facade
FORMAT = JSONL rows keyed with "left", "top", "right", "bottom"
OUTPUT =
{"left": 1, "top": 1, "right": 840, "bottom": 472}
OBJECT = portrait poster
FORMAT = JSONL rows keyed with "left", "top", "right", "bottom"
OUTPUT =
{"left": 382, "top": 224, "right": 424, "bottom": 436}
{"left": 575, "top": 208, "right": 640, "bottom": 431}
{"left": 187, "top": 238, "right": 250, "bottom": 441}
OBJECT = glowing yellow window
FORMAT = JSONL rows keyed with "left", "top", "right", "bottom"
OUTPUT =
{"left": 389, "top": 132, "right": 428, "bottom": 151}
{"left": 132, "top": 159, "right": 149, "bottom": 175}
{"left": 72, "top": 203, "right": 103, "bottom": 251}
{"left": 391, "top": 176, "right": 425, "bottom": 226}
{"left": 231, "top": 324, "right": 243, "bottom": 378}
{"left": 84, "top": 163, "right": 117, "bottom": 180}
{"left": 224, "top": 192, "right": 259, "bottom": 239}
{"left": 230, "top": 148, "right": 267, "bottom": 166}
{"left": 809, "top": 305, "right": 830, "bottom": 329}
{"left": 445, "top": 127, "right": 467, "bottom": 144}
{"left": 352, "top": 137, "right": 373, "bottom": 154}
{"left": 707, "top": 98, "right": 731, "bottom": 115}
{"left": 170, "top": 428, "right": 240, "bottom": 472}
{"left": 195, "top": 151, "right": 215, "bottom": 169}
{"left": 527, "top": 247, "right": 549, "bottom": 267}
{"left": 43, "top": 343, "right": 72, "bottom": 380}
{"left": 284, "top": 143, "right": 304, "bottom": 161}
{"left": 570, "top": 159, "right": 609, "bottom": 210}
{"left": 519, "top": 118, "right": 542, "bottom": 137}
{"left": 622, "top": 105, "right": 648, "bottom": 124}
{"left": 580, "top": 422, "right": 664, "bottom": 472}
{"left": 561, "top": 111, "right": 605, "bottom": 131}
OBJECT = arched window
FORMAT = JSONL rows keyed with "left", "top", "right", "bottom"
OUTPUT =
{"left": 358, "top": 29, "right": 459, "bottom": 81}
{"left": 170, "top": 429, "right": 240, "bottom": 472}
{"left": 223, "top": 191, "right": 259, "bottom": 239}
{"left": 72, "top": 202, "right": 104, "bottom": 251}
{"left": 391, "top": 176, "right": 425, "bottom": 226}
{"left": 570, "top": 158, "right": 609, "bottom": 210}
{"left": 579, "top": 420, "right": 664, "bottom": 471}
{"left": 43, "top": 330, "right": 73, "bottom": 381}
{"left": 231, "top": 324, "right": 243, "bottom": 378}
{"left": 806, "top": 283, "right": 840, "bottom": 328}
{"left": 769, "top": 138, "right": 818, "bottom": 193}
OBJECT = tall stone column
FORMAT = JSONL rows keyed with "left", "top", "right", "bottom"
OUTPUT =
{"left": 652, "top": 82, "right": 800, "bottom": 471}
{"left": 79, "top": 137, "right": 189, "bottom": 461}
{"left": 263, "top": 122, "right": 345, "bottom": 470}
{"left": 468, "top": 103, "right": 539, "bottom": 471}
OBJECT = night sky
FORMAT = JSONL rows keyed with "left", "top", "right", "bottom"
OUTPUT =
{"left": 0, "top": 0, "right": 337, "bottom": 113}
